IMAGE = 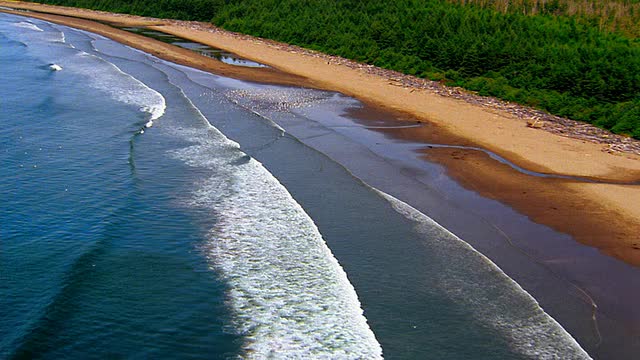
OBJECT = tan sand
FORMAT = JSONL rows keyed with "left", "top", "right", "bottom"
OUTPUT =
{"left": 2, "top": 1, "right": 639, "bottom": 266}
{"left": 422, "top": 147, "right": 640, "bottom": 266}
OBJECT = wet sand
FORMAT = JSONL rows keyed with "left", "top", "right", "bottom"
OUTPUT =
{"left": 2, "top": 2, "right": 640, "bottom": 358}
{"left": 336, "top": 104, "right": 640, "bottom": 359}
{"left": 427, "top": 150, "right": 640, "bottom": 264}
{"left": 378, "top": 123, "right": 640, "bottom": 267}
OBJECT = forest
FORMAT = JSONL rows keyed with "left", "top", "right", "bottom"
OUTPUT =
{"left": 26, "top": 0, "right": 640, "bottom": 139}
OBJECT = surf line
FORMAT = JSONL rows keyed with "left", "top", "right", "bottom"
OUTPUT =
{"left": 156, "top": 79, "right": 383, "bottom": 359}
{"left": 483, "top": 213, "right": 603, "bottom": 348}
{"left": 230, "top": 91, "right": 598, "bottom": 353}
{"left": 391, "top": 162, "right": 603, "bottom": 349}
{"left": 371, "top": 187, "right": 595, "bottom": 357}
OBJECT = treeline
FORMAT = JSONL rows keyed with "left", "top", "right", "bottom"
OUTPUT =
{"left": 450, "top": 0, "right": 640, "bottom": 38}
{"left": 27, "top": 0, "right": 640, "bottom": 138}
{"left": 29, "top": 0, "right": 226, "bottom": 21}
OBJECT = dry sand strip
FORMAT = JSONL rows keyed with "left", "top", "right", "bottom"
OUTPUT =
{"left": 0, "top": 4, "right": 314, "bottom": 87}
{"left": 2, "top": 0, "right": 639, "bottom": 266}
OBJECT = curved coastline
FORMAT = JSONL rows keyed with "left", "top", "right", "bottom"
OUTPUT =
{"left": 2, "top": 2, "right": 639, "bottom": 358}
{"left": 1, "top": 1, "right": 638, "bottom": 268}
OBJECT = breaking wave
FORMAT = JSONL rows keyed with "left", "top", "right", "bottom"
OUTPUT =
{"left": 14, "top": 21, "right": 43, "bottom": 32}
{"left": 169, "top": 93, "right": 383, "bottom": 359}
{"left": 374, "top": 189, "right": 591, "bottom": 359}
{"left": 72, "top": 51, "right": 166, "bottom": 121}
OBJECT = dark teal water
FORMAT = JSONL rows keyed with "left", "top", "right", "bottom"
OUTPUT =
{"left": 0, "top": 16, "right": 238, "bottom": 359}
{"left": 0, "top": 13, "right": 591, "bottom": 359}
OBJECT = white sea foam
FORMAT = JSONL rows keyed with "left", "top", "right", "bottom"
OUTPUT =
{"left": 225, "top": 87, "right": 332, "bottom": 112}
{"left": 6, "top": 19, "right": 164, "bottom": 122}
{"left": 47, "top": 25, "right": 66, "bottom": 43}
{"left": 71, "top": 51, "right": 166, "bottom": 121}
{"left": 56, "top": 30, "right": 65, "bottom": 43}
{"left": 14, "top": 21, "right": 43, "bottom": 32}
{"left": 374, "top": 190, "right": 592, "bottom": 359}
{"left": 48, "top": 24, "right": 71, "bottom": 44}
{"left": 169, "top": 95, "right": 382, "bottom": 359}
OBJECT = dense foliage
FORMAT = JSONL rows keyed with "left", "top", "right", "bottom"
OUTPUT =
{"left": 27, "top": 0, "right": 640, "bottom": 138}
{"left": 29, "top": 0, "right": 226, "bottom": 21}
{"left": 450, "top": 0, "right": 640, "bottom": 38}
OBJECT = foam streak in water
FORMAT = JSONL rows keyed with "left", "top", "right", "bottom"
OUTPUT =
{"left": 170, "top": 94, "right": 382, "bottom": 359}
{"left": 72, "top": 51, "right": 166, "bottom": 121}
{"left": 14, "top": 21, "right": 43, "bottom": 32}
{"left": 374, "top": 189, "right": 591, "bottom": 359}
{"left": 5, "top": 18, "right": 165, "bottom": 122}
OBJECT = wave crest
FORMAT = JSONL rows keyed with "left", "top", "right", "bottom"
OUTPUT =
{"left": 14, "top": 21, "right": 43, "bottom": 32}
{"left": 169, "top": 96, "right": 383, "bottom": 359}
{"left": 74, "top": 51, "right": 166, "bottom": 121}
{"left": 375, "top": 189, "right": 592, "bottom": 359}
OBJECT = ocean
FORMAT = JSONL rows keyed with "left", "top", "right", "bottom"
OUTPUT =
{"left": 0, "top": 13, "right": 591, "bottom": 359}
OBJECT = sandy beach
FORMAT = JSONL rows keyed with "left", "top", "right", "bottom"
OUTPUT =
{"left": 2, "top": 1, "right": 638, "bottom": 268}
{"left": 3, "top": 2, "right": 640, "bottom": 358}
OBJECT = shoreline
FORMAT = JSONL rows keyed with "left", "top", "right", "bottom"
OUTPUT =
{"left": 2, "top": 1, "right": 638, "bottom": 267}
{"left": 2, "top": 3, "right": 640, "bottom": 357}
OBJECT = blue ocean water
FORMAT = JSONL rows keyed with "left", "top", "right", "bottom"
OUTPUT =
{"left": 0, "top": 13, "right": 591, "bottom": 359}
